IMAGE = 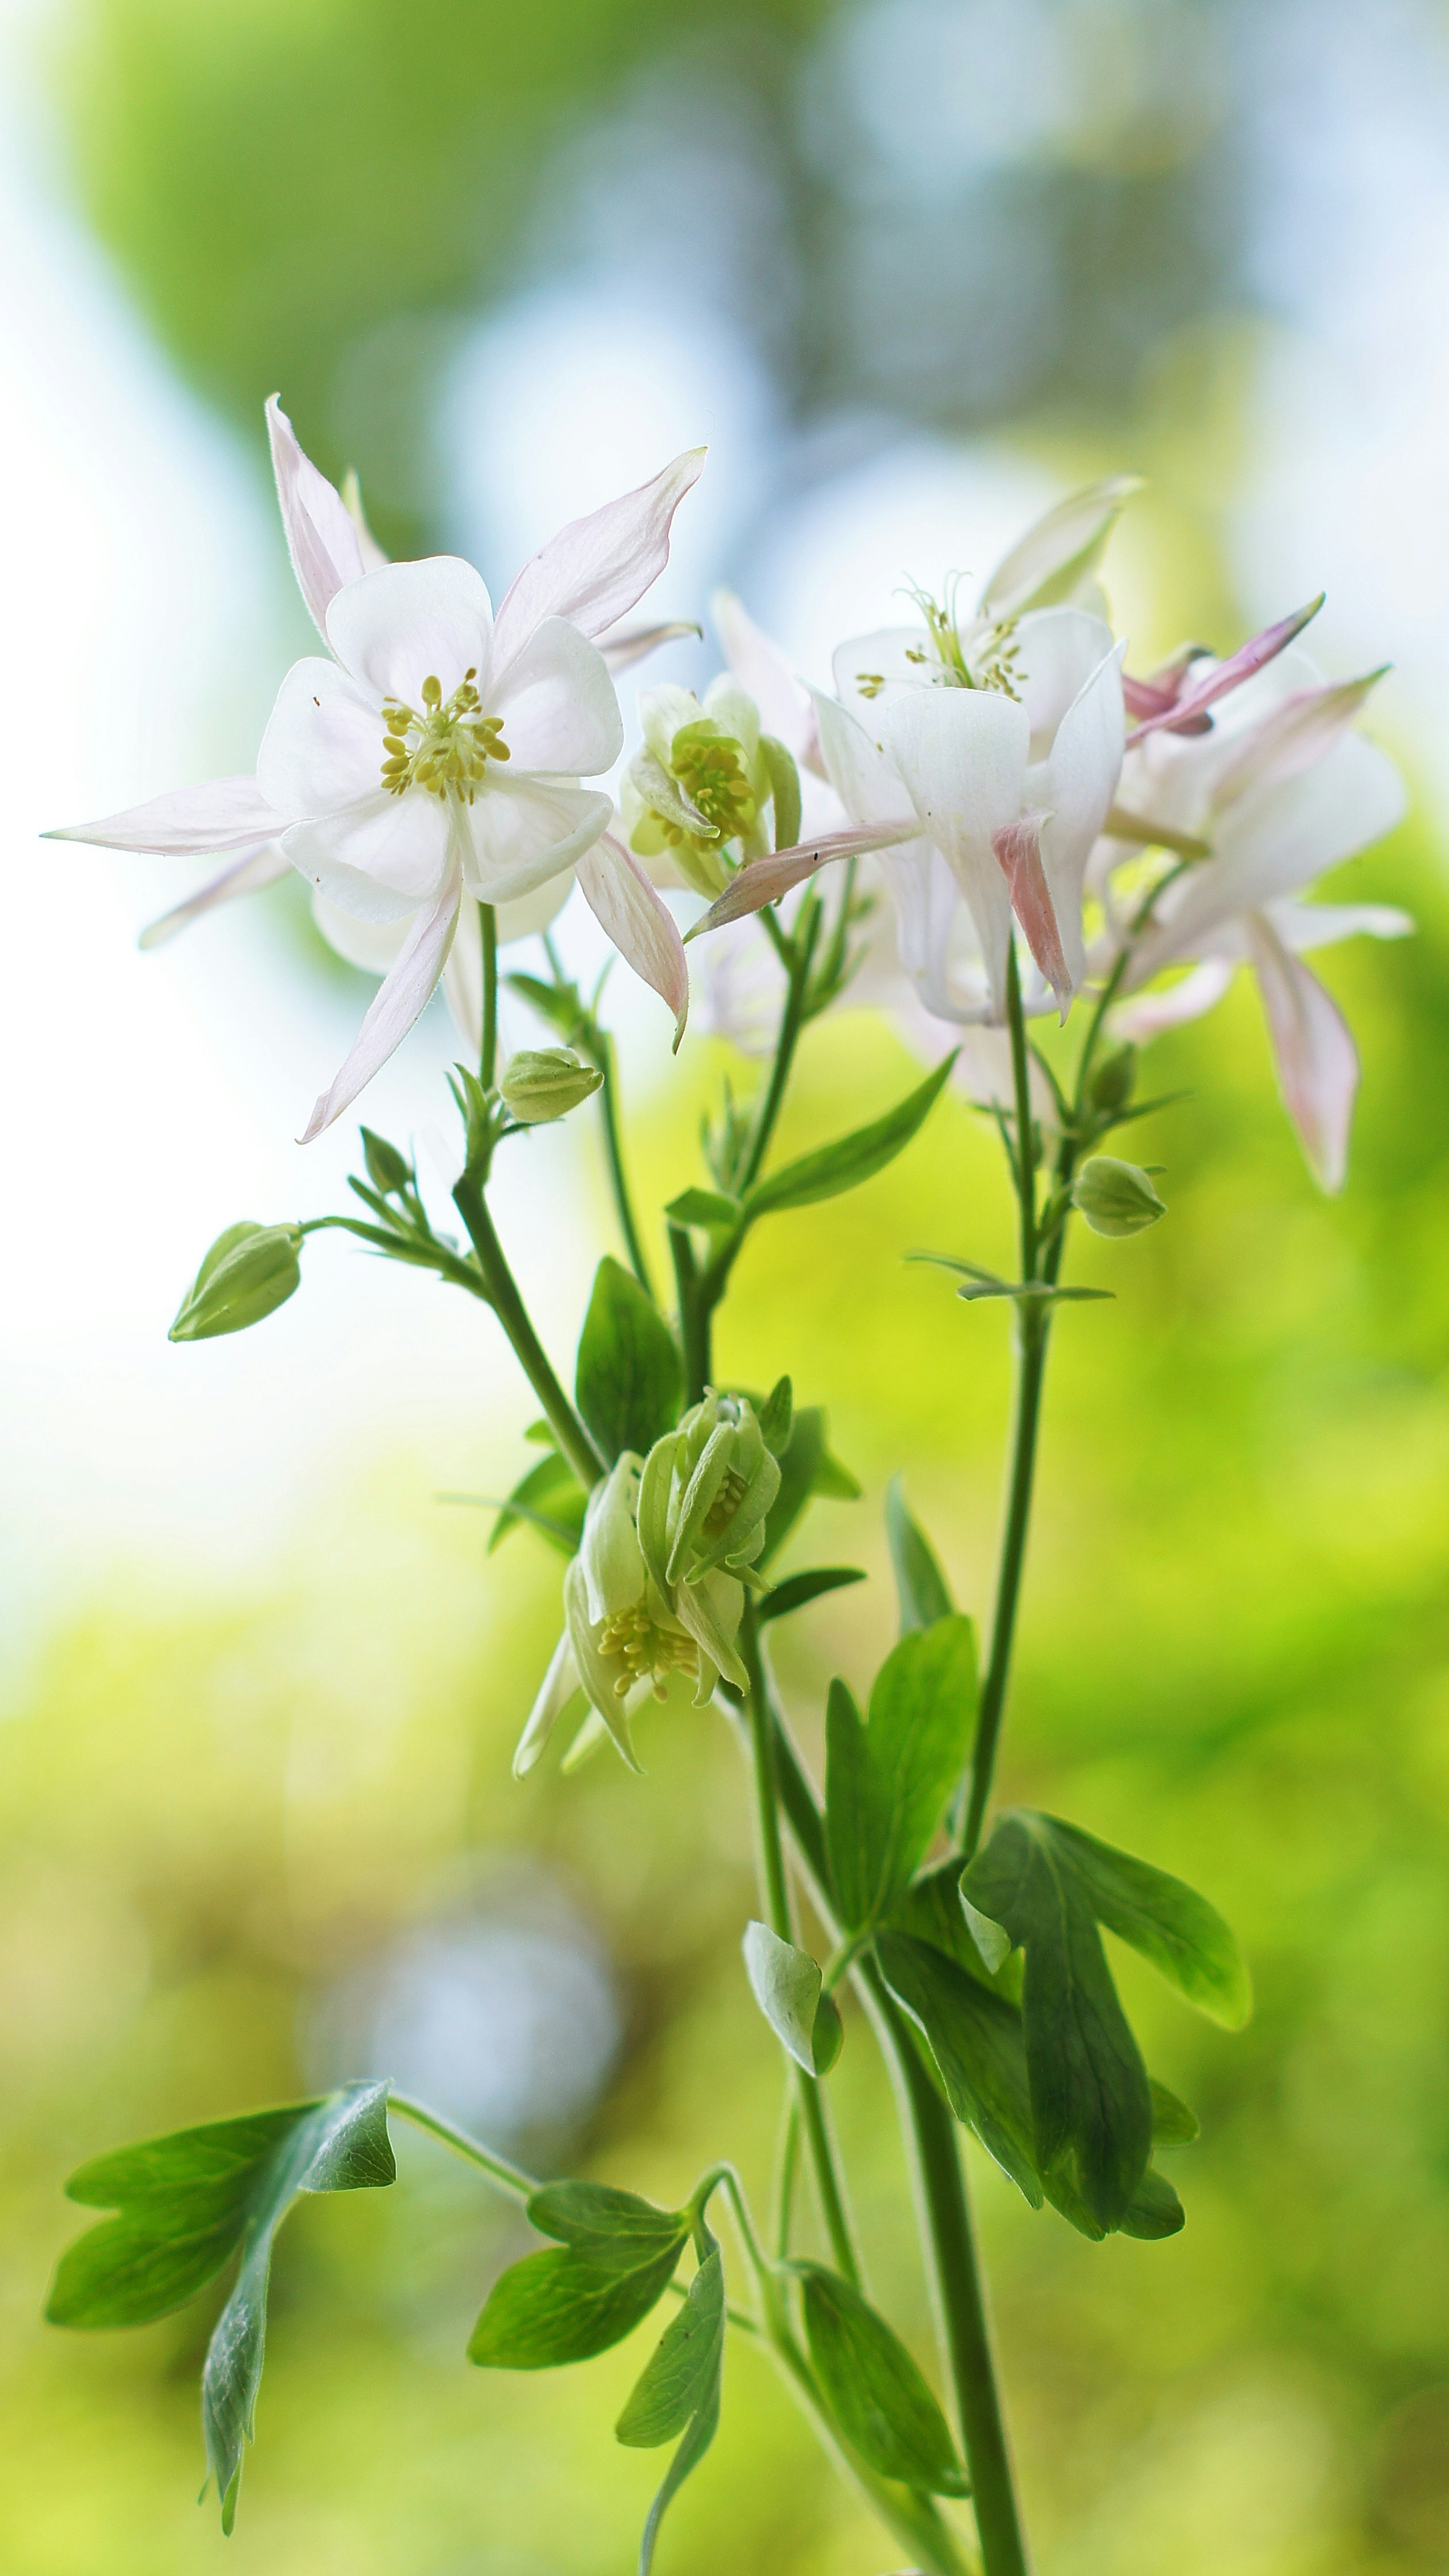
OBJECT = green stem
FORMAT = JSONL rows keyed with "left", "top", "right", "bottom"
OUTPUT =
{"left": 736, "top": 908, "right": 816, "bottom": 1196}
{"left": 740, "top": 1602, "right": 860, "bottom": 2288}
{"left": 669, "top": 1220, "right": 710, "bottom": 1406}
{"left": 593, "top": 1028, "right": 655, "bottom": 1299}
{"left": 773, "top": 2092, "right": 801, "bottom": 2261}
{"left": 479, "top": 901, "right": 498, "bottom": 1090}
{"left": 452, "top": 1172, "right": 604, "bottom": 1490}
{"left": 389, "top": 2093, "right": 536, "bottom": 2201}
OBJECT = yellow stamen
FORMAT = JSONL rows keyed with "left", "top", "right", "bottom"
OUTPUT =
{"left": 379, "top": 675, "right": 511, "bottom": 802}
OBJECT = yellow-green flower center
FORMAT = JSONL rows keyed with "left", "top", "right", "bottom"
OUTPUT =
{"left": 597, "top": 1605, "right": 698, "bottom": 1701}
{"left": 380, "top": 671, "right": 511, "bottom": 802}
{"left": 669, "top": 726, "right": 755, "bottom": 845}
{"left": 701, "top": 1466, "right": 749, "bottom": 1541}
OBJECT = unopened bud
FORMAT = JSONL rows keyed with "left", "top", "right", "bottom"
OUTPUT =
{"left": 501, "top": 1048, "right": 603, "bottom": 1124}
{"left": 169, "top": 1221, "right": 303, "bottom": 1342}
{"left": 360, "top": 1127, "right": 413, "bottom": 1195}
{"left": 1072, "top": 1155, "right": 1165, "bottom": 1238}
{"left": 1088, "top": 1043, "right": 1136, "bottom": 1117}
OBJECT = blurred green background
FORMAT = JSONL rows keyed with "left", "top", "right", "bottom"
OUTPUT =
{"left": 5, "top": 0, "right": 1449, "bottom": 2571}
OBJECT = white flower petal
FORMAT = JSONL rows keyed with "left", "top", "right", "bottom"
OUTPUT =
{"left": 49, "top": 775, "right": 286, "bottom": 855}
{"left": 881, "top": 687, "right": 1030, "bottom": 1016}
{"left": 1214, "top": 670, "right": 1389, "bottom": 807}
{"left": 712, "top": 589, "right": 818, "bottom": 764}
{"left": 488, "top": 615, "right": 622, "bottom": 775}
{"left": 1032, "top": 640, "right": 1126, "bottom": 995}
{"left": 831, "top": 626, "right": 937, "bottom": 725}
{"left": 138, "top": 843, "right": 290, "bottom": 949}
{"left": 437, "top": 877, "right": 573, "bottom": 1052}
{"left": 980, "top": 475, "right": 1142, "bottom": 620}
{"left": 463, "top": 779, "right": 612, "bottom": 904}
{"left": 1112, "top": 958, "right": 1237, "bottom": 1039}
{"left": 597, "top": 619, "right": 701, "bottom": 673}
{"left": 257, "top": 657, "right": 382, "bottom": 820}
{"left": 326, "top": 556, "right": 494, "bottom": 706}
{"left": 283, "top": 790, "right": 453, "bottom": 914}
{"left": 266, "top": 395, "right": 366, "bottom": 639}
{"left": 489, "top": 448, "right": 706, "bottom": 678}
{"left": 1267, "top": 899, "right": 1414, "bottom": 954}
{"left": 311, "top": 890, "right": 407, "bottom": 975}
{"left": 1014, "top": 607, "right": 1115, "bottom": 749}
{"left": 1246, "top": 912, "right": 1358, "bottom": 1193}
{"left": 701, "top": 673, "right": 761, "bottom": 760}
{"left": 300, "top": 865, "right": 462, "bottom": 1141}
{"left": 812, "top": 689, "right": 919, "bottom": 830}
{"left": 575, "top": 834, "right": 689, "bottom": 1045}
{"left": 514, "top": 1629, "right": 583, "bottom": 1779}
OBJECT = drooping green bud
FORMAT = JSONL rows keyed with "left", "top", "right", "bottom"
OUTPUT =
{"left": 169, "top": 1221, "right": 303, "bottom": 1342}
{"left": 501, "top": 1048, "right": 604, "bottom": 1125}
{"left": 1072, "top": 1155, "right": 1166, "bottom": 1238}
{"left": 360, "top": 1127, "right": 414, "bottom": 1195}
{"left": 660, "top": 1392, "right": 781, "bottom": 1587}
{"left": 1087, "top": 1044, "right": 1137, "bottom": 1118}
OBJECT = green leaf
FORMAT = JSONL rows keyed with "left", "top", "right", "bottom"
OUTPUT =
{"left": 824, "top": 1617, "right": 978, "bottom": 1930}
{"left": 527, "top": 2182, "right": 689, "bottom": 2275}
{"left": 742, "top": 1921, "right": 829, "bottom": 2075}
{"left": 1120, "top": 2167, "right": 1185, "bottom": 2241}
{"left": 1149, "top": 2080, "right": 1200, "bottom": 2146}
{"left": 876, "top": 1932, "right": 1041, "bottom": 2207}
{"left": 634, "top": 2244, "right": 725, "bottom": 2576}
{"left": 907, "top": 1253, "right": 1112, "bottom": 1306}
{"left": 962, "top": 1814, "right": 1152, "bottom": 2231}
{"left": 506, "top": 969, "right": 585, "bottom": 1041}
{"left": 470, "top": 2244, "right": 683, "bottom": 2369}
{"left": 1030, "top": 1814, "right": 1251, "bottom": 2029}
{"left": 663, "top": 1186, "right": 743, "bottom": 1232}
{"left": 742, "top": 1054, "right": 957, "bottom": 1221}
{"left": 758, "top": 1406, "right": 860, "bottom": 1566}
{"left": 885, "top": 1475, "right": 954, "bottom": 1635}
{"left": 757, "top": 1566, "right": 866, "bottom": 1625}
{"left": 888, "top": 1857, "right": 1011, "bottom": 1989}
{"left": 757, "top": 1373, "right": 793, "bottom": 1456}
{"left": 617, "top": 2245, "right": 724, "bottom": 2447}
{"left": 488, "top": 1449, "right": 588, "bottom": 1556}
{"left": 760, "top": 735, "right": 802, "bottom": 852}
{"left": 575, "top": 1257, "right": 682, "bottom": 1466}
{"left": 799, "top": 2265, "right": 967, "bottom": 2496}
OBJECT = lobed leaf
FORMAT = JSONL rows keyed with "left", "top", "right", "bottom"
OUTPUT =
{"left": 1034, "top": 1813, "right": 1251, "bottom": 2029}
{"left": 824, "top": 1618, "right": 978, "bottom": 1931}
{"left": 799, "top": 2264, "right": 968, "bottom": 2496}
{"left": 877, "top": 1932, "right": 1041, "bottom": 2208}
{"left": 617, "top": 2246, "right": 724, "bottom": 2448}
{"left": 575, "top": 1257, "right": 682, "bottom": 1466}
{"left": 527, "top": 2182, "right": 689, "bottom": 2275}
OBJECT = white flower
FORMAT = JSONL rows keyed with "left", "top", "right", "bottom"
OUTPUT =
{"left": 1104, "top": 649, "right": 1409, "bottom": 1188}
{"left": 52, "top": 399, "right": 703, "bottom": 1136}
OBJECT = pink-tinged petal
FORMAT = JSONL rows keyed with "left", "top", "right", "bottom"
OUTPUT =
{"left": 326, "top": 557, "right": 494, "bottom": 707}
{"left": 597, "top": 618, "right": 701, "bottom": 673}
{"left": 1214, "top": 668, "right": 1390, "bottom": 806}
{"left": 575, "top": 834, "right": 689, "bottom": 1046}
{"left": 980, "top": 474, "right": 1143, "bottom": 620}
{"left": 685, "top": 822, "right": 923, "bottom": 937}
{"left": 1112, "top": 958, "right": 1236, "bottom": 1039}
{"left": 712, "top": 589, "right": 820, "bottom": 766}
{"left": 1245, "top": 912, "right": 1358, "bottom": 1192}
{"left": 489, "top": 449, "right": 707, "bottom": 677}
{"left": 881, "top": 687, "right": 1030, "bottom": 1015}
{"left": 48, "top": 775, "right": 286, "bottom": 855}
{"left": 1031, "top": 640, "right": 1126, "bottom": 994}
{"left": 340, "top": 467, "right": 389, "bottom": 572}
{"left": 1014, "top": 607, "right": 1115, "bottom": 746}
{"left": 300, "top": 867, "right": 462, "bottom": 1141}
{"left": 463, "top": 779, "right": 611, "bottom": 904}
{"left": 282, "top": 791, "right": 452, "bottom": 916}
{"left": 266, "top": 395, "right": 367, "bottom": 639}
{"left": 257, "top": 656, "right": 382, "bottom": 820}
{"left": 139, "top": 842, "right": 290, "bottom": 949}
{"left": 487, "top": 615, "right": 622, "bottom": 775}
{"left": 1127, "top": 597, "right": 1325, "bottom": 744}
{"left": 993, "top": 812, "right": 1071, "bottom": 1015}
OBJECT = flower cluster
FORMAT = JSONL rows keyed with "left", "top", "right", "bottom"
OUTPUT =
{"left": 517, "top": 1392, "right": 781, "bottom": 1776}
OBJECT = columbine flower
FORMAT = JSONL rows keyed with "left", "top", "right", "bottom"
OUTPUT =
{"left": 513, "top": 1394, "right": 780, "bottom": 1777}
{"left": 52, "top": 400, "right": 703, "bottom": 1136}
{"left": 1100, "top": 648, "right": 1409, "bottom": 1188}
{"left": 621, "top": 677, "right": 774, "bottom": 895}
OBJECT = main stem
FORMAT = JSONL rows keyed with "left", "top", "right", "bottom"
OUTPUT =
{"left": 452, "top": 1172, "right": 603, "bottom": 1490}
{"left": 479, "top": 901, "right": 498, "bottom": 1090}
{"left": 594, "top": 1029, "right": 655, "bottom": 1300}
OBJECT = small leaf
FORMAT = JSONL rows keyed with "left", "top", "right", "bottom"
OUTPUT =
{"left": 885, "top": 1475, "right": 954, "bottom": 1634}
{"left": 664, "top": 1186, "right": 743, "bottom": 1232}
{"left": 824, "top": 1618, "right": 978, "bottom": 1930}
{"left": 1032, "top": 1814, "right": 1251, "bottom": 2029}
{"left": 527, "top": 2182, "right": 689, "bottom": 2274}
{"left": 907, "top": 1253, "right": 1112, "bottom": 1306}
{"left": 757, "top": 1566, "right": 866, "bottom": 1625}
{"left": 888, "top": 1858, "right": 1009, "bottom": 1989}
{"left": 469, "top": 2242, "right": 683, "bottom": 2369}
{"left": 506, "top": 969, "right": 585, "bottom": 1040}
{"left": 800, "top": 2264, "right": 967, "bottom": 2496}
{"left": 759, "top": 1406, "right": 859, "bottom": 1566}
{"left": 575, "top": 1257, "right": 682, "bottom": 1466}
{"left": 617, "top": 2246, "right": 724, "bottom": 2447}
{"left": 742, "top": 1055, "right": 956, "bottom": 1221}
{"left": 743, "top": 1921, "right": 825, "bottom": 2075}
{"left": 877, "top": 1932, "right": 1041, "bottom": 2208}
{"left": 489, "top": 1450, "right": 587, "bottom": 1556}
{"left": 1149, "top": 2080, "right": 1200, "bottom": 2146}
{"left": 1120, "top": 2166, "right": 1185, "bottom": 2241}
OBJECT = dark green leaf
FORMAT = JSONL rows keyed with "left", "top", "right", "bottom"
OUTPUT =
{"left": 527, "top": 2182, "right": 689, "bottom": 2275}
{"left": 636, "top": 2332, "right": 723, "bottom": 2575}
{"left": 469, "top": 2242, "right": 683, "bottom": 2369}
{"left": 757, "top": 1373, "right": 793, "bottom": 1456}
{"left": 810, "top": 1990, "right": 844, "bottom": 2075}
{"left": 1120, "top": 2167, "right": 1185, "bottom": 2241}
{"left": 963, "top": 1814, "right": 1152, "bottom": 2231}
{"left": 742, "top": 1921, "right": 825, "bottom": 2075}
{"left": 1031, "top": 1814, "right": 1251, "bottom": 2029}
{"left": 888, "top": 1858, "right": 1009, "bottom": 1989}
{"left": 617, "top": 2247, "right": 724, "bottom": 2447}
{"left": 757, "top": 1566, "right": 866, "bottom": 1625}
{"left": 663, "top": 1186, "right": 743, "bottom": 1232}
{"left": 758, "top": 1406, "right": 860, "bottom": 1566}
{"left": 742, "top": 1054, "right": 956, "bottom": 1221}
{"left": 1150, "top": 2080, "right": 1200, "bottom": 2146}
{"left": 824, "top": 1618, "right": 978, "bottom": 1930}
{"left": 885, "top": 1475, "right": 954, "bottom": 1634}
{"left": 488, "top": 1450, "right": 587, "bottom": 1556}
{"left": 506, "top": 969, "right": 585, "bottom": 1041}
{"left": 800, "top": 2265, "right": 967, "bottom": 2496}
{"left": 575, "top": 1257, "right": 682, "bottom": 1466}
{"left": 877, "top": 1932, "right": 1041, "bottom": 2208}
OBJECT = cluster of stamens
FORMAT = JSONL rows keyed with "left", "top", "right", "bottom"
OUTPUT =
{"left": 701, "top": 1467, "right": 749, "bottom": 1542}
{"left": 380, "top": 671, "right": 511, "bottom": 802}
{"left": 857, "top": 586, "right": 1023, "bottom": 704}
{"left": 667, "top": 734, "right": 755, "bottom": 844}
{"left": 597, "top": 1604, "right": 699, "bottom": 1701}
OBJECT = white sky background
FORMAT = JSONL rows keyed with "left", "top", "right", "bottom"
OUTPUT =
{"left": 3, "top": 0, "right": 1447, "bottom": 1670}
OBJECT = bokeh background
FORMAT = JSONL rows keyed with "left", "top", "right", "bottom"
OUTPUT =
{"left": 4, "top": 0, "right": 1449, "bottom": 2568}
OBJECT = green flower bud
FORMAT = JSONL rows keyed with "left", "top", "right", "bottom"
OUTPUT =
{"left": 169, "top": 1221, "right": 303, "bottom": 1342}
{"left": 660, "top": 1392, "right": 781, "bottom": 1587}
{"left": 500, "top": 1048, "right": 604, "bottom": 1124}
{"left": 1087, "top": 1043, "right": 1136, "bottom": 1117}
{"left": 1071, "top": 1155, "right": 1166, "bottom": 1238}
{"left": 360, "top": 1127, "right": 414, "bottom": 1195}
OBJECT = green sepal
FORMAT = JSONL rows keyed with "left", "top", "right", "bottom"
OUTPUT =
{"left": 575, "top": 1257, "right": 682, "bottom": 1466}
{"left": 360, "top": 1127, "right": 414, "bottom": 1194}
{"left": 798, "top": 2264, "right": 968, "bottom": 2497}
{"left": 757, "top": 1373, "right": 793, "bottom": 1456}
